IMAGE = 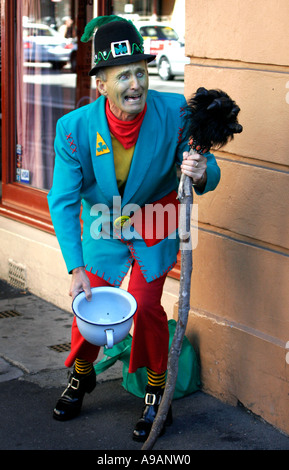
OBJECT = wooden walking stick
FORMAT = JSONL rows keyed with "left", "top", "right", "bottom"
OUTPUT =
{"left": 142, "top": 87, "right": 242, "bottom": 450}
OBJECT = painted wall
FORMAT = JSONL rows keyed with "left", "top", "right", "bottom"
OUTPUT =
{"left": 182, "top": 0, "right": 289, "bottom": 435}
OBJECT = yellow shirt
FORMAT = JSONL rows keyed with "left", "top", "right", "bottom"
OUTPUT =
{"left": 111, "top": 134, "right": 135, "bottom": 195}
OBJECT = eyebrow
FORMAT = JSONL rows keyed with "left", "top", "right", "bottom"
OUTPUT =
{"left": 116, "top": 66, "right": 146, "bottom": 78}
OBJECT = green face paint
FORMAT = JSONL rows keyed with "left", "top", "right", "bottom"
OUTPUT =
{"left": 100, "top": 61, "right": 149, "bottom": 121}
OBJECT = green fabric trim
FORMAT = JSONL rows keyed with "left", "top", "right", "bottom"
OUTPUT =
{"left": 94, "top": 319, "right": 201, "bottom": 400}
{"left": 94, "top": 43, "right": 144, "bottom": 65}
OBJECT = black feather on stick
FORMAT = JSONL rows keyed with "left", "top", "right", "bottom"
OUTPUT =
{"left": 142, "top": 87, "right": 243, "bottom": 450}
{"left": 187, "top": 87, "right": 243, "bottom": 152}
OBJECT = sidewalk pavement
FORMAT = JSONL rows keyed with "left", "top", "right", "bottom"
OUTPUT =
{"left": 0, "top": 278, "right": 289, "bottom": 452}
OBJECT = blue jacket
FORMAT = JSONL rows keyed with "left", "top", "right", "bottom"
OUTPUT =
{"left": 47, "top": 90, "right": 220, "bottom": 285}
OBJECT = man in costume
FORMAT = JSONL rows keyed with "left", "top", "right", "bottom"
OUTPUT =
{"left": 48, "top": 16, "right": 220, "bottom": 441}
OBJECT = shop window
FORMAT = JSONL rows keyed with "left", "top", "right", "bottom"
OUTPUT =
{"left": 16, "top": 1, "right": 77, "bottom": 191}
{"left": 1, "top": 0, "right": 94, "bottom": 231}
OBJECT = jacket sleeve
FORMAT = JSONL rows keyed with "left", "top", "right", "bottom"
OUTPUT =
{"left": 47, "top": 119, "right": 84, "bottom": 273}
{"left": 194, "top": 151, "right": 221, "bottom": 195}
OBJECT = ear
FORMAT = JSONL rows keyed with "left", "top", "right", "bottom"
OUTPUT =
{"left": 96, "top": 77, "right": 107, "bottom": 96}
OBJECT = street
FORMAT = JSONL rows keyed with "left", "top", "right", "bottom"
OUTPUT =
{"left": 148, "top": 67, "right": 184, "bottom": 94}
{"left": 23, "top": 63, "right": 184, "bottom": 101}
{"left": 1, "top": 279, "right": 289, "bottom": 451}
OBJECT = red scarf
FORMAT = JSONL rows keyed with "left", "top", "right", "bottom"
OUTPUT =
{"left": 105, "top": 99, "right": 147, "bottom": 149}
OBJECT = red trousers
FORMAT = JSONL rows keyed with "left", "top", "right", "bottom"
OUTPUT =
{"left": 65, "top": 261, "right": 169, "bottom": 374}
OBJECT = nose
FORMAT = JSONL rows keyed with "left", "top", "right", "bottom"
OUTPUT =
{"left": 130, "top": 74, "right": 140, "bottom": 90}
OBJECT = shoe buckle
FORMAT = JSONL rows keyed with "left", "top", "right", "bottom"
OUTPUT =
{"left": 145, "top": 392, "right": 157, "bottom": 406}
{"left": 70, "top": 376, "right": 80, "bottom": 390}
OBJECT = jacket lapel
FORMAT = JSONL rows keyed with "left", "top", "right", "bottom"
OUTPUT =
{"left": 88, "top": 98, "right": 120, "bottom": 204}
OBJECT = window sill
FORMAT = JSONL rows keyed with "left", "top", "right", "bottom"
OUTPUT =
{"left": 0, "top": 182, "right": 54, "bottom": 234}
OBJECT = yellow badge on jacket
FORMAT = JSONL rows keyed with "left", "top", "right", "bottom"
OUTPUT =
{"left": 96, "top": 132, "right": 110, "bottom": 156}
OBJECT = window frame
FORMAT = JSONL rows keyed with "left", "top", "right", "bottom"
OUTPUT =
{"left": 0, "top": 0, "right": 54, "bottom": 233}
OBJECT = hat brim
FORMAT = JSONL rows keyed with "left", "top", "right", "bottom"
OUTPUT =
{"left": 88, "top": 53, "right": 156, "bottom": 76}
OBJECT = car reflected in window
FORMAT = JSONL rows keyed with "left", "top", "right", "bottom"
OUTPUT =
{"left": 23, "top": 22, "right": 75, "bottom": 70}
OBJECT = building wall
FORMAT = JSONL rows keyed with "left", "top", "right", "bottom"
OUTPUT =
{"left": 182, "top": 0, "right": 289, "bottom": 435}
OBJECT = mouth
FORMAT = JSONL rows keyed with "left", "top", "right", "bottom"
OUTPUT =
{"left": 124, "top": 94, "right": 142, "bottom": 102}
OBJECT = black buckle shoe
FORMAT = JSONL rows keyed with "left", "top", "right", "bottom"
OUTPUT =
{"left": 132, "top": 385, "right": 172, "bottom": 442}
{"left": 53, "top": 368, "right": 96, "bottom": 421}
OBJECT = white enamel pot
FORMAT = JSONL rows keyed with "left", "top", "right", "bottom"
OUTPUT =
{"left": 72, "top": 286, "right": 137, "bottom": 349}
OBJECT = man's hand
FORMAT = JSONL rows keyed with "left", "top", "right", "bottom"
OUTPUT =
{"left": 181, "top": 150, "right": 207, "bottom": 189}
{"left": 69, "top": 266, "right": 92, "bottom": 301}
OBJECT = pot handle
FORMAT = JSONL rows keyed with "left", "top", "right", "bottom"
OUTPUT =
{"left": 105, "top": 329, "right": 114, "bottom": 349}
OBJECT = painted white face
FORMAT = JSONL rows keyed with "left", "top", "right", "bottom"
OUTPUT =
{"left": 96, "top": 60, "right": 149, "bottom": 121}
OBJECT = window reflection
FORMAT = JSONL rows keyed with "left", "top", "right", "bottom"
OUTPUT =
{"left": 16, "top": 1, "right": 78, "bottom": 191}
{"left": 23, "top": 21, "right": 76, "bottom": 71}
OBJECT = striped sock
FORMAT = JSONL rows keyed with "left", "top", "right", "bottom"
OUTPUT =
{"left": 75, "top": 358, "right": 93, "bottom": 375}
{"left": 147, "top": 368, "right": 166, "bottom": 389}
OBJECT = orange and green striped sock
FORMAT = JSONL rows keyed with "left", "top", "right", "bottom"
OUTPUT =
{"left": 147, "top": 368, "right": 166, "bottom": 389}
{"left": 75, "top": 358, "right": 93, "bottom": 375}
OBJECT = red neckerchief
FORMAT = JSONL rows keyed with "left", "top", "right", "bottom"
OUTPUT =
{"left": 105, "top": 99, "right": 147, "bottom": 149}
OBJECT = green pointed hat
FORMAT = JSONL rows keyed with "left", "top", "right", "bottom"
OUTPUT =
{"left": 81, "top": 15, "right": 156, "bottom": 75}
